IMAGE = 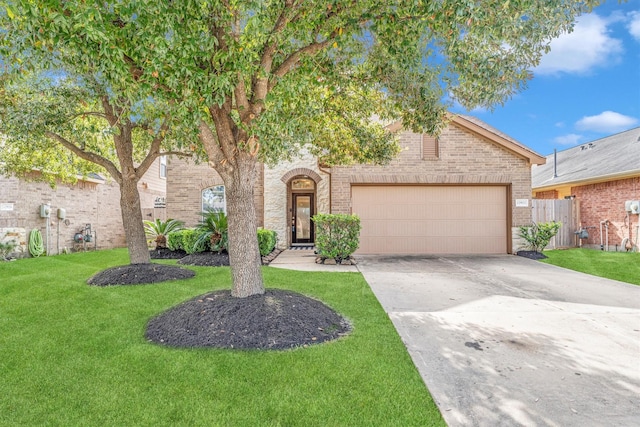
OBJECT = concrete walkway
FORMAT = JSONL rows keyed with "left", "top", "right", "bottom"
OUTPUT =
{"left": 272, "top": 250, "right": 640, "bottom": 426}
{"left": 268, "top": 249, "right": 358, "bottom": 272}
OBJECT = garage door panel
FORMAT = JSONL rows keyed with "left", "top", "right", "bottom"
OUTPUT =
{"left": 352, "top": 186, "right": 507, "bottom": 254}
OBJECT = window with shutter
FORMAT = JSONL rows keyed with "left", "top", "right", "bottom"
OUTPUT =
{"left": 422, "top": 134, "right": 439, "bottom": 159}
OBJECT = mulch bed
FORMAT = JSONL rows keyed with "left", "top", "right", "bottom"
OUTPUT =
{"left": 516, "top": 250, "right": 548, "bottom": 260}
{"left": 87, "top": 263, "right": 195, "bottom": 286}
{"left": 177, "top": 249, "right": 283, "bottom": 266}
{"left": 145, "top": 289, "right": 351, "bottom": 350}
{"left": 178, "top": 252, "right": 230, "bottom": 267}
{"left": 149, "top": 248, "right": 188, "bottom": 259}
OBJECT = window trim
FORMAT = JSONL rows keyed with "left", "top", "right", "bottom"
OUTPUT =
{"left": 202, "top": 185, "right": 226, "bottom": 214}
{"left": 159, "top": 155, "right": 167, "bottom": 179}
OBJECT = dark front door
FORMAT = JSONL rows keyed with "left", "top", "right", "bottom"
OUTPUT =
{"left": 292, "top": 193, "right": 314, "bottom": 244}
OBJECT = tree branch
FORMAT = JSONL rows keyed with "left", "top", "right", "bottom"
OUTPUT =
{"left": 44, "top": 131, "right": 122, "bottom": 184}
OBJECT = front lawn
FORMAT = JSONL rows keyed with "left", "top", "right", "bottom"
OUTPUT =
{"left": 0, "top": 249, "right": 444, "bottom": 426}
{"left": 541, "top": 248, "right": 640, "bottom": 285}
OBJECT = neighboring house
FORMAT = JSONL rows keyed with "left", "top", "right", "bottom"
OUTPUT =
{"left": 532, "top": 127, "right": 640, "bottom": 251}
{"left": 0, "top": 157, "right": 167, "bottom": 256}
{"left": 168, "top": 114, "right": 544, "bottom": 255}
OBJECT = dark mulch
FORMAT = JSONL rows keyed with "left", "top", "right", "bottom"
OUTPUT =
{"left": 516, "top": 250, "right": 548, "bottom": 260}
{"left": 87, "top": 263, "right": 195, "bottom": 286}
{"left": 178, "top": 249, "right": 283, "bottom": 266}
{"left": 178, "top": 252, "right": 230, "bottom": 267}
{"left": 145, "top": 289, "right": 351, "bottom": 350}
{"left": 149, "top": 248, "right": 187, "bottom": 259}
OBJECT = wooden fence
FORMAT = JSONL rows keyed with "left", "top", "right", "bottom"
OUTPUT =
{"left": 531, "top": 199, "right": 579, "bottom": 249}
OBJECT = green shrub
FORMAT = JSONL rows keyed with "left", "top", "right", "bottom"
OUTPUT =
{"left": 167, "top": 229, "right": 186, "bottom": 251}
{"left": 143, "top": 218, "right": 184, "bottom": 249}
{"left": 194, "top": 210, "right": 228, "bottom": 254}
{"left": 518, "top": 221, "right": 561, "bottom": 253}
{"left": 166, "top": 229, "right": 208, "bottom": 254}
{"left": 182, "top": 229, "right": 208, "bottom": 254}
{"left": 313, "top": 214, "right": 361, "bottom": 264}
{"left": 257, "top": 228, "right": 277, "bottom": 256}
{"left": 0, "top": 239, "right": 17, "bottom": 260}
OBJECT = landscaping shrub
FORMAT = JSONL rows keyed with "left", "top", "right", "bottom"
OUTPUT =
{"left": 518, "top": 221, "right": 561, "bottom": 253}
{"left": 167, "top": 229, "right": 186, "bottom": 251}
{"left": 144, "top": 218, "right": 184, "bottom": 249}
{"left": 313, "top": 214, "right": 361, "bottom": 263}
{"left": 194, "top": 210, "right": 228, "bottom": 254}
{"left": 257, "top": 228, "right": 277, "bottom": 256}
{"left": 167, "top": 229, "right": 208, "bottom": 254}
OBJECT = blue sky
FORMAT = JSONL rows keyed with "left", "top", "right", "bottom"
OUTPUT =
{"left": 453, "top": 0, "right": 640, "bottom": 156}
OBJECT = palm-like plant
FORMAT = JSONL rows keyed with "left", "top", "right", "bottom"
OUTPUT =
{"left": 144, "top": 218, "right": 185, "bottom": 249}
{"left": 194, "top": 210, "right": 228, "bottom": 254}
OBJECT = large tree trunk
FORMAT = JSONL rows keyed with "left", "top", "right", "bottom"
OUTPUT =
{"left": 119, "top": 178, "right": 151, "bottom": 264}
{"left": 225, "top": 156, "right": 265, "bottom": 298}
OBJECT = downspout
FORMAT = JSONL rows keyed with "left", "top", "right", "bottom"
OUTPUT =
{"left": 553, "top": 149, "right": 558, "bottom": 179}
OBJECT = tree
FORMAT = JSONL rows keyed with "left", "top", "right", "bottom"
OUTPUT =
{"left": 0, "top": 71, "right": 191, "bottom": 265}
{"left": 1, "top": 0, "right": 598, "bottom": 296}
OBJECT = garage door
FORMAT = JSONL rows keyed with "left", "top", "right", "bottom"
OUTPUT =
{"left": 352, "top": 185, "right": 508, "bottom": 254}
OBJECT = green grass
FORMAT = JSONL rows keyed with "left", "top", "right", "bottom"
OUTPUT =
{"left": 0, "top": 249, "right": 444, "bottom": 426}
{"left": 541, "top": 248, "right": 640, "bottom": 285}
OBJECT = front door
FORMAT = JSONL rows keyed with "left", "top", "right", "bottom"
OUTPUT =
{"left": 292, "top": 193, "right": 314, "bottom": 244}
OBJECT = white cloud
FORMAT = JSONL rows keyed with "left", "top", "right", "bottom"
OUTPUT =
{"left": 554, "top": 134, "right": 583, "bottom": 145}
{"left": 536, "top": 14, "right": 623, "bottom": 75}
{"left": 575, "top": 111, "right": 639, "bottom": 133}
{"left": 555, "top": 122, "right": 565, "bottom": 128}
{"left": 628, "top": 11, "right": 640, "bottom": 41}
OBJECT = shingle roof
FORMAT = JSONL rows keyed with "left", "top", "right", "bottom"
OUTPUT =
{"left": 532, "top": 127, "right": 640, "bottom": 189}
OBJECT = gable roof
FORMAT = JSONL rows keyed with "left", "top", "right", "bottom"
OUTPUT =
{"left": 386, "top": 114, "right": 545, "bottom": 165}
{"left": 532, "top": 127, "right": 640, "bottom": 190}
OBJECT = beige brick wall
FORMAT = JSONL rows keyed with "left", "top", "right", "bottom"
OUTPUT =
{"left": 0, "top": 164, "right": 167, "bottom": 256}
{"left": 0, "top": 173, "right": 125, "bottom": 255}
{"left": 330, "top": 123, "right": 534, "bottom": 253}
{"left": 166, "top": 156, "right": 264, "bottom": 227}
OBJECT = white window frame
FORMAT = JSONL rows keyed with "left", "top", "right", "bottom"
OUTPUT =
{"left": 159, "top": 155, "right": 167, "bottom": 179}
{"left": 202, "top": 185, "right": 226, "bottom": 214}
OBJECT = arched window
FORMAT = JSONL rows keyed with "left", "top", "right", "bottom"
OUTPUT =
{"left": 202, "top": 185, "right": 226, "bottom": 213}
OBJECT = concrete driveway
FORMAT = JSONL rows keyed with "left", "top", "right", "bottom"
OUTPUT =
{"left": 357, "top": 255, "right": 640, "bottom": 427}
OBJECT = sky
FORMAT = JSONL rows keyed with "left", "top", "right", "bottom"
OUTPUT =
{"left": 452, "top": 0, "right": 640, "bottom": 157}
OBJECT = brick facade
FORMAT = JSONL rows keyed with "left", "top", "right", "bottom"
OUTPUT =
{"left": 572, "top": 177, "right": 640, "bottom": 250}
{"left": 0, "top": 159, "right": 166, "bottom": 256}
{"left": 165, "top": 118, "right": 539, "bottom": 253}
{"left": 166, "top": 157, "right": 264, "bottom": 228}
{"left": 534, "top": 190, "right": 559, "bottom": 200}
{"left": 330, "top": 122, "right": 534, "bottom": 252}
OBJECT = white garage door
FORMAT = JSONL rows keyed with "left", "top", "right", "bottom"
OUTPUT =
{"left": 352, "top": 185, "right": 508, "bottom": 254}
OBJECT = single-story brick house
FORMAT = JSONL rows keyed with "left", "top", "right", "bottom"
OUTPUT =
{"left": 167, "top": 115, "right": 545, "bottom": 255}
{"left": 0, "top": 157, "right": 167, "bottom": 256}
{"left": 532, "top": 127, "right": 640, "bottom": 251}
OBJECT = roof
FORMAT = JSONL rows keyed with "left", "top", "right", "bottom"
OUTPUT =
{"left": 532, "top": 127, "right": 640, "bottom": 190}
{"left": 386, "top": 114, "right": 546, "bottom": 165}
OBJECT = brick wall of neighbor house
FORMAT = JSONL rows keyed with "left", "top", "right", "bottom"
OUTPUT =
{"left": 534, "top": 190, "right": 559, "bottom": 199}
{"left": 0, "top": 173, "right": 126, "bottom": 256}
{"left": 0, "top": 162, "right": 167, "bottom": 257}
{"left": 330, "top": 123, "right": 534, "bottom": 252}
{"left": 166, "top": 156, "right": 264, "bottom": 227}
{"left": 572, "top": 177, "right": 640, "bottom": 250}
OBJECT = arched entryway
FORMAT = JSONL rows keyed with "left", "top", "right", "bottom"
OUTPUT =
{"left": 281, "top": 168, "right": 322, "bottom": 247}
